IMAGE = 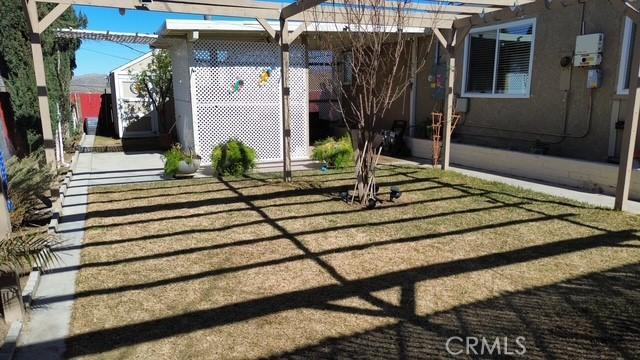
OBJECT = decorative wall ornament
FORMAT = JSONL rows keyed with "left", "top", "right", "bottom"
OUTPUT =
{"left": 259, "top": 67, "right": 272, "bottom": 86}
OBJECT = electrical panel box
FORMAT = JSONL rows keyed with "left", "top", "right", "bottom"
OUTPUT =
{"left": 574, "top": 53, "right": 603, "bottom": 67}
{"left": 575, "top": 33, "right": 604, "bottom": 55}
{"left": 587, "top": 69, "right": 602, "bottom": 88}
{"left": 574, "top": 33, "right": 604, "bottom": 67}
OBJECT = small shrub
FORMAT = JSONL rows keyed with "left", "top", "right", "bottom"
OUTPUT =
{"left": 163, "top": 144, "right": 186, "bottom": 177}
{"left": 312, "top": 135, "right": 354, "bottom": 169}
{"left": 7, "top": 152, "right": 55, "bottom": 228}
{"left": 211, "top": 139, "right": 257, "bottom": 177}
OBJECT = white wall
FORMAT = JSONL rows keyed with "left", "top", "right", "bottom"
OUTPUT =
{"left": 170, "top": 40, "right": 196, "bottom": 151}
{"left": 405, "top": 137, "right": 640, "bottom": 201}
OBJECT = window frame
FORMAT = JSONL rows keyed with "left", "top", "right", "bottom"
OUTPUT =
{"left": 461, "top": 18, "right": 537, "bottom": 99}
{"left": 617, "top": 17, "right": 635, "bottom": 96}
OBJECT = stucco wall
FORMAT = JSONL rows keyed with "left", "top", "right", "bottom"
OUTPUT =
{"left": 405, "top": 136, "right": 640, "bottom": 201}
{"left": 450, "top": 0, "right": 632, "bottom": 162}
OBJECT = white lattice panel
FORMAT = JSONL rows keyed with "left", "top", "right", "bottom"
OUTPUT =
{"left": 289, "top": 43, "right": 309, "bottom": 159}
{"left": 190, "top": 40, "right": 308, "bottom": 164}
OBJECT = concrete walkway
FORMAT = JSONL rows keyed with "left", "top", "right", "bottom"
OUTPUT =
{"left": 15, "top": 135, "right": 164, "bottom": 360}
{"left": 384, "top": 156, "right": 640, "bottom": 215}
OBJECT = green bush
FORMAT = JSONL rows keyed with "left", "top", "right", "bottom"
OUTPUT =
{"left": 7, "top": 152, "right": 55, "bottom": 227}
{"left": 211, "top": 139, "right": 257, "bottom": 177}
{"left": 312, "top": 135, "right": 354, "bottom": 169}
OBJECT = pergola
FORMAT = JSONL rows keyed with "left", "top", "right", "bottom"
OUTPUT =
{"left": 19, "top": 0, "right": 640, "bottom": 211}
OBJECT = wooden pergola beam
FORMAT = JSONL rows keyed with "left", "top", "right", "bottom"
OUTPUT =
{"left": 281, "top": 0, "right": 327, "bottom": 19}
{"left": 441, "top": 27, "right": 456, "bottom": 171}
{"left": 256, "top": 18, "right": 276, "bottom": 40}
{"left": 432, "top": 28, "right": 448, "bottom": 48}
{"left": 330, "top": 0, "right": 504, "bottom": 15}
{"left": 22, "top": 0, "right": 58, "bottom": 167}
{"left": 39, "top": 3, "right": 70, "bottom": 31}
{"left": 280, "top": 19, "right": 292, "bottom": 182}
{"left": 38, "top": 0, "right": 283, "bottom": 19}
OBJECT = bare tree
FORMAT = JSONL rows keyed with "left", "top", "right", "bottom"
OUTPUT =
{"left": 306, "top": 0, "right": 439, "bottom": 206}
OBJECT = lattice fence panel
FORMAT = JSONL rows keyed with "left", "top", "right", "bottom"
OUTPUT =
{"left": 289, "top": 43, "right": 309, "bottom": 160}
{"left": 190, "top": 40, "right": 308, "bottom": 164}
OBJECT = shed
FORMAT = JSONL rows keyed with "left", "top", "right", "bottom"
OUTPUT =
{"left": 156, "top": 20, "right": 310, "bottom": 165}
{"left": 109, "top": 52, "right": 157, "bottom": 138}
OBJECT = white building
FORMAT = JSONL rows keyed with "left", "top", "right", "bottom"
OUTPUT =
{"left": 155, "top": 20, "right": 311, "bottom": 165}
{"left": 109, "top": 52, "right": 158, "bottom": 138}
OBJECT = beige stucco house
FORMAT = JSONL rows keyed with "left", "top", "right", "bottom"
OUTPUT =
{"left": 378, "top": 0, "right": 639, "bottom": 165}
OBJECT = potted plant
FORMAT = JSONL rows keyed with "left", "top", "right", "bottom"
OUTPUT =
{"left": 163, "top": 144, "right": 201, "bottom": 178}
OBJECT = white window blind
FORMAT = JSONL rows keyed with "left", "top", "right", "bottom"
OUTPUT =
{"left": 463, "top": 19, "right": 536, "bottom": 98}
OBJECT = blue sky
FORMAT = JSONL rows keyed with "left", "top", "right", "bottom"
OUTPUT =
{"left": 72, "top": 1, "right": 431, "bottom": 76}
{"left": 73, "top": 2, "right": 297, "bottom": 75}
{"left": 73, "top": 5, "right": 202, "bottom": 75}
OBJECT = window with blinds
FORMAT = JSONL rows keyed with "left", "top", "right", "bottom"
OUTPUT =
{"left": 463, "top": 19, "right": 536, "bottom": 98}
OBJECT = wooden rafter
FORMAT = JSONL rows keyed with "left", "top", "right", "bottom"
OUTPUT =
{"left": 37, "top": 0, "right": 283, "bottom": 19}
{"left": 256, "top": 18, "right": 276, "bottom": 39}
{"left": 39, "top": 3, "right": 70, "bottom": 31}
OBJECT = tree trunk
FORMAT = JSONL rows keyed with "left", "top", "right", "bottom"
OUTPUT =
{"left": 355, "top": 129, "right": 375, "bottom": 206}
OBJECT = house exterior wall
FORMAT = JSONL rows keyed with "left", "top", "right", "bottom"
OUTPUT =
{"left": 341, "top": 37, "right": 441, "bottom": 135}
{"left": 385, "top": 0, "right": 639, "bottom": 163}
{"left": 450, "top": 1, "right": 622, "bottom": 162}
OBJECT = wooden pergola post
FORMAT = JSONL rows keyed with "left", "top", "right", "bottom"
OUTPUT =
{"left": 436, "top": 28, "right": 456, "bottom": 171}
{"left": 280, "top": 19, "right": 292, "bottom": 182}
{"left": 615, "top": 16, "right": 640, "bottom": 210}
{"left": 22, "top": 0, "right": 68, "bottom": 168}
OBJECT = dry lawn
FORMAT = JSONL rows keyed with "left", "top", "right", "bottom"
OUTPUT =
{"left": 67, "top": 166, "right": 640, "bottom": 359}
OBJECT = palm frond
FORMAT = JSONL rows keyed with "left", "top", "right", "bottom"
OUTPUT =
{"left": 0, "top": 230, "right": 61, "bottom": 274}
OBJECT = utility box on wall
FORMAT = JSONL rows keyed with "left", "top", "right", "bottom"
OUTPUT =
{"left": 587, "top": 69, "right": 602, "bottom": 88}
{"left": 573, "top": 33, "right": 604, "bottom": 67}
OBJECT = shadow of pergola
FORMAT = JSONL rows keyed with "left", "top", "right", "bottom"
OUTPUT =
{"left": 269, "top": 262, "right": 640, "bottom": 359}
{"left": 19, "top": 165, "right": 640, "bottom": 358}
